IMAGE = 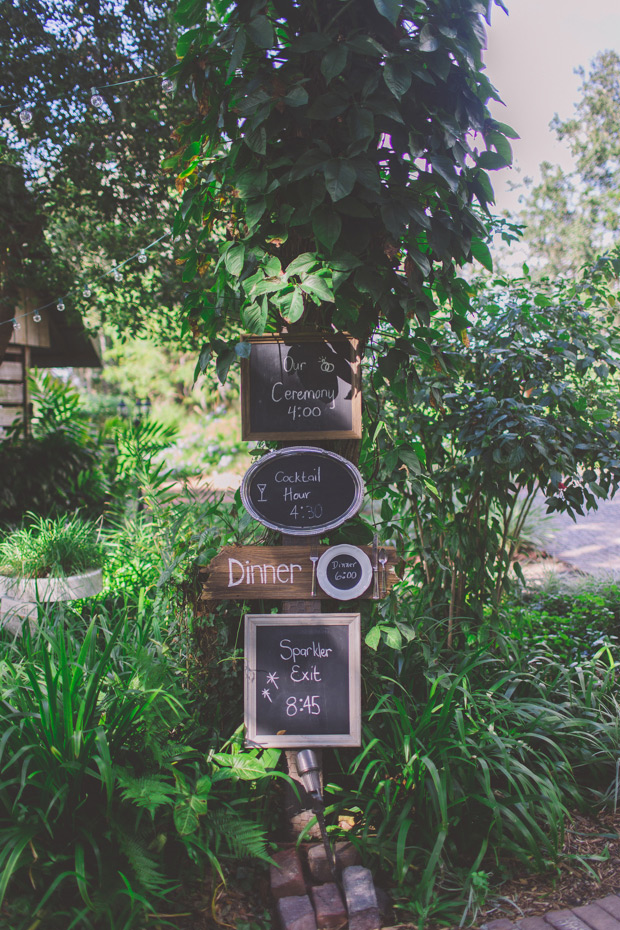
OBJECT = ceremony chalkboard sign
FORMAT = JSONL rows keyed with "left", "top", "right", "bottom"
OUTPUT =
{"left": 240, "top": 335, "right": 361, "bottom": 441}
{"left": 244, "top": 614, "right": 361, "bottom": 748}
{"left": 241, "top": 446, "right": 364, "bottom": 536}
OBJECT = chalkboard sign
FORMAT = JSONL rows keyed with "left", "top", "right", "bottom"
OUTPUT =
{"left": 244, "top": 614, "right": 361, "bottom": 748}
{"left": 241, "top": 446, "right": 364, "bottom": 536}
{"left": 241, "top": 335, "right": 361, "bottom": 441}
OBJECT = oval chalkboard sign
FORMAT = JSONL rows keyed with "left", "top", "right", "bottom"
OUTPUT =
{"left": 241, "top": 446, "right": 364, "bottom": 536}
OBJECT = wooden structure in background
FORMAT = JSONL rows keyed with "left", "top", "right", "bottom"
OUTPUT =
{"left": 0, "top": 289, "right": 101, "bottom": 437}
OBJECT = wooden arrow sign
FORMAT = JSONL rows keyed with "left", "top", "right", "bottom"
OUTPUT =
{"left": 199, "top": 545, "right": 397, "bottom": 601}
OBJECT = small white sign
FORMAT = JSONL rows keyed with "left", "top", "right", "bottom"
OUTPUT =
{"left": 317, "top": 544, "right": 372, "bottom": 600}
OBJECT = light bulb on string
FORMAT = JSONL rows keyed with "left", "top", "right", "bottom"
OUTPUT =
{"left": 57, "top": 299, "right": 65, "bottom": 312}
{"left": 19, "top": 107, "right": 33, "bottom": 126}
{"left": 12, "top": 318, "right": 20, "bottom": 331}
{"left": 83, "top": 286, "right": 92, "bottom": 298}
{"left": 162, "top": 78, "right": 175, "bottom": 95}
{"left": 113, "top": 269, "right": 122, "bottom": 282}
{"left": 138, "top": 250, "right": 148, "bottom": 264}
{"left": 90, "top": 90, "right": 105, "bottom": 108}
{"left": 33, "top": 311, "right": 42, "bottom": 323}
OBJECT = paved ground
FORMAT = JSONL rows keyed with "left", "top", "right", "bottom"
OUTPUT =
{"left": 482, "top": 896, "right": 620, "bottom": 930}
{"left": 539, "top": 496, "right": 620, "bottom": 578}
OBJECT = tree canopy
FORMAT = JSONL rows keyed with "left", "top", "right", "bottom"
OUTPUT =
{"left": 517, "top": 50, "right": 620, "bottom": 275}
{"left": 0, "top": 0, "right": 190, "bottom": 351}
{"left": 168, "top": 0, "right": 513, "bottom": 381}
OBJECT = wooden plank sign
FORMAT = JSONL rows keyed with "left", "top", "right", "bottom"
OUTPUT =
{"left": 241, "top": 446, "right": 364, "bottom": 536}
{"left": 199, "top": 545, "right": 397, "bottom": 600}
{"left": 240, "top": 334, "right": 361, "bottom": 441}
{"left": 244, "top": 614, "right": 361, "bottom": 748}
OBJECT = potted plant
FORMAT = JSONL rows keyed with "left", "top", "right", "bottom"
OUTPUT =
{"left": 0, "top": 513, "right": 105, "bottom": 605}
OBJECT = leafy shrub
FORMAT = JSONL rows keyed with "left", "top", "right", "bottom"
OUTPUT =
{"left": 328, "top": 613, "right": 620, "bottom": 927}
{"left": 0, "top": 603, "right": 279, "bottom": 929}
{"left": 0, "top": 513, "right": 104, "bottom": 578}
{"left": 502, "top": 580, "right": 620, "bottom": 665}
{"left": 0, "top": 371, "right": 109, "bottom": 526}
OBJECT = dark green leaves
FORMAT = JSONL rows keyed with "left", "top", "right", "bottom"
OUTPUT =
{"left": 373, "top": 0, "right": 401, "bottom": 25}
{"left": 246, "top": 15, "right": 274, "bottom": 48}
{"left": 321, "top": 45, "right": 348, "bottom": 85}
{"left": 324, "top": 160, "right": 357, "bottom": 202}
{"left": 312, "top": 206, "right": 342, "bottom": 250}
{"left": 384, "top": 60, "right": 412, "bottom": 99}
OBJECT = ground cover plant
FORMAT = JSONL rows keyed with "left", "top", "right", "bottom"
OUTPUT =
{"left": 0, "top": 513, "right": 104, "bottom": 579}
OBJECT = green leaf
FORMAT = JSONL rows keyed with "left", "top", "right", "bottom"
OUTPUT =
{"left": 399, "top": 447, "right": 422, "bottom": 474}
{"left": 470, "top": 237, "right": 493, "bottom": 272}
{"left": 216, "top": 347, "right": 235, "bottom": 384}
{"left": 419, "top": 24, "right": 439, "bottom": 52}
{"left": 225, "top": 244, "right": 245, "bottom": 277}
{"left": 383, "top": 625, "right": 402, "bottom": 650}
{"left": 312, "top": 205, "right": 342, "bottom": 250}
{"left": 284, "top": 86, "right": 309, "bottom": 107}
{"left": 294, "top": 33, "right": 329, "bottom": 52}
{"left": 308, "top": 94, "right": 348, "bottom": 120}
{"left": 285, "top": 253, "right": 319, "bottom": 278}
{"left": 492, "top": 120, "right": 519, "bottom": 139}
{"left": 174, "top": 0, "right": 204, "bottom": 26}
{"left": 381, "top": 201, "right": 409, "bottom": 238}
{"left": 321, "top": 45, "right": 348, "bottom": 85}
{"left": 301, "top": 275, "right": 334, "bottom": 303}
{"left": 227, "top": 28, "right": 247, "bottom": 82}
{"left": 478, "top": 150, "right": 508, "bottom": 170}
{"left": 182, "top": 252, "right": 198, "bottom": 282}
{"left": 365, "top": 626, "right": 381, "bottom": 651}
{"left": 247, "top": 15, "right": 274, "bottom": 48}
{"left": 174, "top": 802, "right": 199, "bottom": 835}
{"left": 384, "top": 60, "right": 412, "bottom": 100}
{"left": 373, "top": 0, "right": 401, "bottom": 25}
{"left": 283, "top": 288, "right": 305, "bottom": 324}
{"left": 176, "top": 28, "right": 200, "bottom": 58}
{"left": 242, "top": 301, "right": 268, "bottom": 334}
{"left": 245, "top": 127, "right": 267, "bottom": 155}
{"left": 324, "top": 160, "right": 357, "bottom": 202}
{"left": 245, "top": 198, "right": 267, "bottom": 230}
{"left": 211, "top": 754, "right": 269, "bottom": 780}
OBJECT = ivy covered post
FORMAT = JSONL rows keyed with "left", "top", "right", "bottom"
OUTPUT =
{"left": 168, "top": 0, "right": 512, "bottom": 374}
{"left": 168, "top": 0, "right": 512, "bottom": 832}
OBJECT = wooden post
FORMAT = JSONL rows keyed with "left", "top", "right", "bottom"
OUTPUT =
{"left": 282, "top": 531, "right": 323, "bottom": 837}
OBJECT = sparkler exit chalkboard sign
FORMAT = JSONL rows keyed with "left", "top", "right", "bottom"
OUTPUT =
{"left": 244, "top": 614, "right": 361, "bottom": 748}
{"left": 240, "top": 334, "right": 361, "bottom": 441}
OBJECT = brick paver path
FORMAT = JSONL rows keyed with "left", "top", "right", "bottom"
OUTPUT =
{"left": 542, "top": 497, "right": 620, "bottom": 576}
{"left": 482, "top": 896, "right": 620, "bottom": 930}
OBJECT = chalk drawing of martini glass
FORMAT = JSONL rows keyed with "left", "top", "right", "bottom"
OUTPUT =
{"left": 256, "top": 483, "right": 268, "bottom": 502}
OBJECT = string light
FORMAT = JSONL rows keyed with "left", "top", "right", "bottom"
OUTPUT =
{"left": 90, "top": 91, "right": 106, "bottom": 108}
{"left": 113, "top": 270, "right": 122, "bottom": 282}
{"left": 19, "top": 108, "right": 33, "bottom": 126}
{"left": 0, "top": 232, "right": 171, "bottom": 330}
{"left": 138, "top": 250, "right": 148, "bottom": 264}
{"left": 162, "top": 78, "right": 175, "bottom": 95}
{"left": 83, "top": 286, "right": 92, "bottom": 298}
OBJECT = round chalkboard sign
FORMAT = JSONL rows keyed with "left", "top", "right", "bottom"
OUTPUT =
{"left": 241, "top": 447, "right": 364, "bottom": 536}
{"left": 317, "top": 545, "right": 372, "bottom": 600}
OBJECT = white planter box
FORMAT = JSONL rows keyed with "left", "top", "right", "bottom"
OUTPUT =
{"left": 0, "top": 568, "right": 103, "bottom": 603}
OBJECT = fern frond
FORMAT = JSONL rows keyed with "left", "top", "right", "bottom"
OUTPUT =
{"left": 116, "top": 771, "right": 176, "bottom": 817}
{"left": 206, "top": 810, "right": 271, "bottom": 862}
